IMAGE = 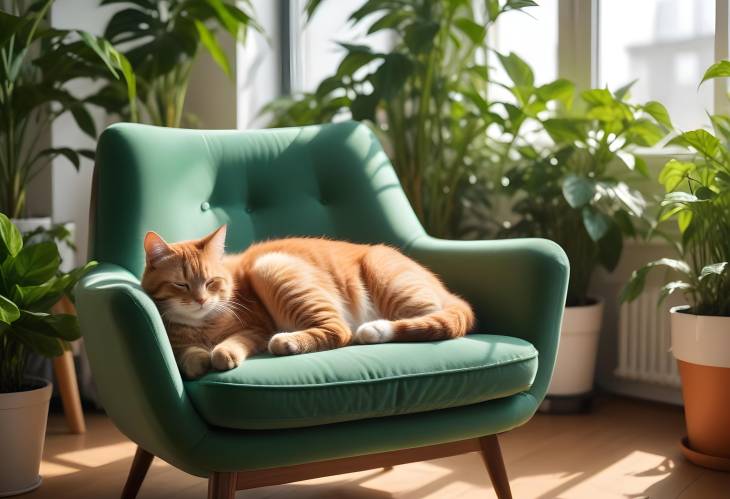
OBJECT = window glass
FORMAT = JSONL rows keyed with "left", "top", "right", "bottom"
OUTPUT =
{"left": 492, "top": 0, "right": 558, "bottom": 86}
{"left": 293, "top": 0, "right": 391, "bottom": 93}
{"left": 599, "top": 0, "right": 715, "bottom": 131}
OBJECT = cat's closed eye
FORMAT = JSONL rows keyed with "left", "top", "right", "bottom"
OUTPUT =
{"left": 172, "top": 282, "right": 189, "bottom": 289}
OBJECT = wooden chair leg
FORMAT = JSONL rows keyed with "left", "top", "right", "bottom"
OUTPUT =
{"left": 121, "top": 447, "right": 154, "bottom": 499}
{"left": 208, "top": 472, "right": 237, "bottom": 499}
{"left": 479, "top": 435, "right": 512, "bottom": 499}
{"left": 53, "top": 349, "right": 86, "bottom": 434}
{"left": 52, "top": 296, "right": 86, "bottom": 434}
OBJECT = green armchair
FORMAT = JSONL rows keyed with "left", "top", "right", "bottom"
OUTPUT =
{"left": 76, "top": 121, "right": 568, "bottom": 499}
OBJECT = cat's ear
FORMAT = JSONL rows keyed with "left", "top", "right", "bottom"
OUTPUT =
{"left": 203, "top": 225, "right": 227, "bottom": 260}
{"left": 144, "top": 231, "right": 173, "bottom": 265}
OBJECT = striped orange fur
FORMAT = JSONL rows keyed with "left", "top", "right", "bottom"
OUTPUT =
{"left": 141, "top": 226, "right": 474, "bottom": 379}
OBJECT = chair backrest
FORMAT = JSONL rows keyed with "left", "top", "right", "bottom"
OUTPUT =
{"left": 92, "top": 121, "right": 425, "bottom": 276}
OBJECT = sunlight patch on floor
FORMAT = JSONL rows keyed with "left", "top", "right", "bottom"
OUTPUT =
{"left": 54, "top": 441, "right": 136, "bottom": 467}
{"left": 38, "top": 461, "right": 79, "bottom": 478}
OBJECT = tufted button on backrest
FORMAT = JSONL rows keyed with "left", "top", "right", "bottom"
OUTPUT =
{"left": 92, "top": 121, "right": 425, "bottom": 277}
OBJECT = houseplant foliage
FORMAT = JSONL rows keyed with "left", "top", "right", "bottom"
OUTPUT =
{"left": 0, "top": 0, "right": 136, "bottom": 219}
{"left": 0, "top": 213, "right": 95, "bottom": 393}
{"left": 98, "top": 0, "right": 259, "bottom": 127}
{"left": 621, "top": 61, "right": 730, "bottom": 469}
{"left": 622, "top": 67, "right": 729, "bottom": 314}
{"left": 264, "top": 0, "right": 554, "bottom": 238}
{"left": 500, "top": 83, "right": 670, "bottom": 306}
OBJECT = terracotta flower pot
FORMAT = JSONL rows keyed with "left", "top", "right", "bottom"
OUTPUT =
{"left": 671, "top": 306, "right": 730, "bottom": 471}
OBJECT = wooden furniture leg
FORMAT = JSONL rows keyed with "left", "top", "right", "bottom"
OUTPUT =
{"left": 127, "top": 437, "right": 513, "bottom": 498}
{"left": 53, "top": 348, "right": 86, "bottom": 434}
{"left": 52, "top": 296, "right": 86, "bottom": 434}
{"left": 479, "top": 435, "right": 513, "bottom": 499}
{"left": 121, "top": 447, "right": 154, "bottom": 499}
{"left": 208, "top": 472, "right": 236, "bottom": 499}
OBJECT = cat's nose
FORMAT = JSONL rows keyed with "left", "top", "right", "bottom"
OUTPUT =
{"left": 195, "top": 297, "right": 207, "bottom": 305}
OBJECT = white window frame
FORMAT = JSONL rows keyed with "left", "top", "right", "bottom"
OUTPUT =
{"left": 559, "top": 0, "right": 729, "bottom": 114}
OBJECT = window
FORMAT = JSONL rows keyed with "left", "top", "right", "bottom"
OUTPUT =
{"left": 290, "top": 0, "right": 392, "bottom": 93}
{"left": 493, "top": 0, "right": 559, "bottom": 86}
{"left": 599, "top": 0, "right": 715, "bottom": 131}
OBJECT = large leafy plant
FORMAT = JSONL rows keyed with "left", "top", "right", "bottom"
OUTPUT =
{"left": 622, "top": 62, "right": 730, "bottom": 316}
{"left": 499, "top": 84, "right": 671, "bottom": 306}
{"left": 98, "top": 0, "right": 259, "bottom": 127}
{"left": 264, "top": 0, "right": 545, "bottom": 238}
{"left": 0, "top": 0, "right": 136, "bottom": 219}
{"left": 0, "top": 213, "right": 95, "bottom": 393}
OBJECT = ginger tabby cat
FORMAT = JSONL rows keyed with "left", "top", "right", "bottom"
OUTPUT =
{"left": 141, "top": 226, "right": 474, "bottom": 379}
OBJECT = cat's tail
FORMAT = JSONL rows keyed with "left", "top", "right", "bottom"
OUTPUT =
{"left": 354, "top": 297, "right": 475, "bottom": 344}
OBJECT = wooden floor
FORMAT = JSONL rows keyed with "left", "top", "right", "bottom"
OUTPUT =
{"left": 26, "top": 396, "right": 730, "bottom": 499}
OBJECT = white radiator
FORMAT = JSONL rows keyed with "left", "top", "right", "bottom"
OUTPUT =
{"left": 615, "top": 288, "right": 681, "bottom": 387}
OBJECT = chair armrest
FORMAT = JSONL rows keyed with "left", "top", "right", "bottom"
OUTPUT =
{"left": 75, "top": 263, "right": 207, "bottom": 462}
{"left": 407, "top": 236, "right": 569, "bottom": 401}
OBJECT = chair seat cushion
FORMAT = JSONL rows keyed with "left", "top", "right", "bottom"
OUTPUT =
{"left": 184, "top": 334, "right": 538, "bottom": 430}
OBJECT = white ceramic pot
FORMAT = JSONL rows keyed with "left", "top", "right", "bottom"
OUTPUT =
{"left": 547, "top": 299, "right": 604, "bottom": 396}
{"left": 0, "top": 378, "right": 53, "bottom": 497}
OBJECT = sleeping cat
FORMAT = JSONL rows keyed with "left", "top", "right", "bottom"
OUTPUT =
{"left": 141, "top": 226, "right": 474, "bottom": 379}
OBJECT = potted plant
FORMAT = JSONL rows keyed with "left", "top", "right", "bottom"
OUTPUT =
{"left": 622, "top": 62, "right": 730, "bottom": 470}
{"left": 501, "top": 83, "right": 670, "bottom": 411}
{"left": 0, "top": 213, "right": 95, "bottom": 495}
{"left": 96, "top": 0, "right": 259, "bottom": 127}
{"left": 0, "top": 0, "right": 135, "bottom": 229}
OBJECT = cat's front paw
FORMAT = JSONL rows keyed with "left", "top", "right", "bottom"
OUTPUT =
{"left": 181, "top": 349, "right": 211, "bottom": 379}
{"left": 211, "top": 346, "right": 243, "bottom": 371}
{"left": 268, "top": 332, "right": 302, "bottom": 355}
{"left": 354, "top": 320, "right": 394, "bottom": 344}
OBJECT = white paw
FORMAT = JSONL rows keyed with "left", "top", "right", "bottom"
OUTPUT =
{"left": 268, "top": 332, "right": 302, "bottom": 355}
{"left": 354, "top": 320, "right": 394, "bottom": 344}
{"left": 211, "top": 347, "right": 243, "bottom": 371}
{"left": 181, "top": 349, "right": 211, "bottom": 379}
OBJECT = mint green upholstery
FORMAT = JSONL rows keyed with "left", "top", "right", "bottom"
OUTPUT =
{"left": 76, "top": 122, "right": 568, "bottom": 477}
{"left": 186, "top": 334, "right": 538, "bottom": 430}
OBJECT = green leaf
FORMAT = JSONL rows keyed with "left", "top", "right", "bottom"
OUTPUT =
{"left": 336, "top": 50, "right": 379, "bottom": 78}
{"left": 39, "top": 148, "right": 80, "bottom": 170}
{"left": 9, "top": 325, "right": 64, "bottom": 357}
{"left": 699, "top": 262, "right": 727, "bottom": 280}
{"left": 17, "top": 311, "right": 80, "bottom": 341}
{"left": 614, "top": 79, "right": 637, "bottom": 101}
{"left": 626, "top": 119, "right": 665, "bottom": 147}
{"left": 562, "top": 174, "right": 595, "bottom": 208}
{"left": 0, "top": 213, "right": 23, "bottom": 259}
{"left": 643, "top": 101, "right": 672, "bottom": 128}
{"left": 670, "top": 129, "right": 720, "bottom": 157}
{"left": 662, "top": 191, "right": 699, "bottom": 205}
{"left": 581, "top": 88, "right": 614, "bottom": 106}
{"left": 7, "top": 242, "right": 60, "bottom": 286}
{"left": 194, "top": 19, "right": 231, "bottom": 77}
{"left": 536, "top": 79, "right": 574, "bottom": 106}
{"left": 454, "top": 18, "right": 486, "bottom": 44}
{"left": 404, "top": 21, "right": 439, "bottom": 53}
{"left": 700, "top": 60, "right": 730, "bottom": 86}
{"left": 598, "top": 222, "right": 623, "bottom": 272}
{"left": 367, "top": 10, "right": 409, "bottom": 34}
{"left": 658, "top": 281, "right": 692, "bottom": 306}
{"left": 542, "top": 118, "right": 587, "bottom": 143}
{"left": 582, "top": 207, "right": 611, "bottom": 241}
{"left": 497, "top": 52, "right": 534, "bottom": 87}
{"left": 0, "top": 295, "right": 20, "bottom": 324}
{"left": 659, "top": 159, "right": 695, "bottom": 191}
{"left": 620, "top": 258, "right": 692, "bottom": 303}
{"left": 69, "top": 104, "right": 97, "bottom": 138}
